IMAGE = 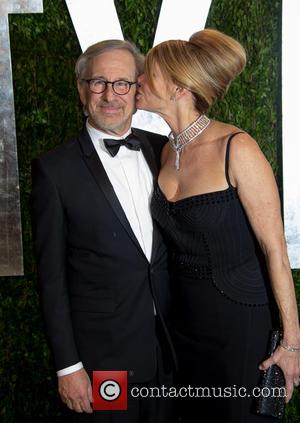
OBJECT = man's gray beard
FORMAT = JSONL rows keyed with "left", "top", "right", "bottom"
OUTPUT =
{"left": 88, "top": 114, "right": 132, "bottom": 133}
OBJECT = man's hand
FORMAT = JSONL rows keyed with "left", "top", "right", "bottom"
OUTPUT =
{"left": 58, "top": 368, "right": 93, "bottom": 413}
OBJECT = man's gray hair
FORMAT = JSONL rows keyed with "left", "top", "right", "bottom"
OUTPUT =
{"left": 75, "top": 39, "right": 144, "bottom": 80}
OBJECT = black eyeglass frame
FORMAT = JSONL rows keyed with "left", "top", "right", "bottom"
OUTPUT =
{"left": 81, "top": 78, "right": 137, "bottom": 95}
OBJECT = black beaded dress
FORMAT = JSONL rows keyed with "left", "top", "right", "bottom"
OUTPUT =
{"left": 151, "top": 133, "right": 280, "bottom": 423}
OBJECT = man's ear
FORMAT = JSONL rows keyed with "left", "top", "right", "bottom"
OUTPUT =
{"left": 77, "top": 79, "right": 86, "bottom": 106}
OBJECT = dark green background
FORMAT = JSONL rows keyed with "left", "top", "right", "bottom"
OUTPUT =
{"left": 1, "top": 0, "right": 299, "bottom": 421}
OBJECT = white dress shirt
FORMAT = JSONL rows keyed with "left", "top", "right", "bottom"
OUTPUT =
{"left": 57, "top": 121, "right": 154, "bottom": 377}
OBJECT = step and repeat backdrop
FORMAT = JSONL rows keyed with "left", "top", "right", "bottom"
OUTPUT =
{"left": 1, "top": 1, "right": 299, "bottom": 421}
{"left": 0, "top": 0, "right": 299, "bottom": 277}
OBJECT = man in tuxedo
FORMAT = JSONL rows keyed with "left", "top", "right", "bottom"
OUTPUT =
{"left": 31, "top": 40, "right": 175, "bottom": 423}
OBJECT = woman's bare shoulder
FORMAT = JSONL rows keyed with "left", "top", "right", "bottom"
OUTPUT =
{"left": 211, "top": 121, "right": 260, "bottom": 153}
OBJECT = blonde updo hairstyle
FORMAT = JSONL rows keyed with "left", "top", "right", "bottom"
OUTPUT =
{"left": 144, "top": 29, "right": 246, "bottom": 113}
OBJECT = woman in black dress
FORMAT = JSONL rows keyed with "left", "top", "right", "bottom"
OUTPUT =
{"left": 136, "top": 29, "right": 300, "bottom": 422}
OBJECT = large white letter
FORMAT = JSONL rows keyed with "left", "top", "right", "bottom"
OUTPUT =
{"left": 153, "top": 0, "right": 212, "bottom": 45}
{"left": 65, "top": 0, "right": 123, "bottom": 52}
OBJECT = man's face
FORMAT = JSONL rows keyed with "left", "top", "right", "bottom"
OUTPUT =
{"left": 78, "top": 49, "right": 137, "bottom": 136}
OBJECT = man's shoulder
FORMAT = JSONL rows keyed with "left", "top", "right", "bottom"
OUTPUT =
{"left": 133, "top": 127, "right": 168, "bottom": 142}
{"left": 33, "top": 128, "right": 86, "bottom": 166}
{"left": 133, "top": 128, "right": 168, "bottom": 155}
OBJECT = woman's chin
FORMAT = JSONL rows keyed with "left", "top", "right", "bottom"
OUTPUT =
{"left": 136, "top": 98, "right": 150, "bottom": 111}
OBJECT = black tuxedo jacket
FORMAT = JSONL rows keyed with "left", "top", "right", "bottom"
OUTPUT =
{"left": 31, "top": 127, "right": 175, "bottom": 382}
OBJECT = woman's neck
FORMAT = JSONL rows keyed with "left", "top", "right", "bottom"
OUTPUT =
{"left": 159, "top": 107, "right": 200, "bottom": 135}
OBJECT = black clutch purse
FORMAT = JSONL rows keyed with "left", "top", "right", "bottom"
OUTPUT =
{"left": 256, "top": 329, "right": 286, "bottom": 419}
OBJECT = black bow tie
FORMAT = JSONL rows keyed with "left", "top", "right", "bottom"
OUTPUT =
{"left": 103, "top": 133, "right": 141, "bottom": 157}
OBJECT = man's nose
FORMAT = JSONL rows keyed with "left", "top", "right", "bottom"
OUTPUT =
{"left": 102, "top": 83, "right": 116, "bottom": 100}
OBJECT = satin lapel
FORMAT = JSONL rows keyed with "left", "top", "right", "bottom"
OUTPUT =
{"left": 77, "top": 128, "right": 146, "bottom": 258}
{"left": 132, "top": 129, "right": 161, "bottom": 264}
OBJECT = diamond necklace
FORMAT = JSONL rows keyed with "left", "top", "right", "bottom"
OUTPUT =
{"left": 169, "top": 114, "right": 210, "bottom": 170}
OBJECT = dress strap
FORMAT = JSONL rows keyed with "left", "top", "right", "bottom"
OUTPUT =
{"left": 225, "top": 132, "right": 244, "bottom": 187}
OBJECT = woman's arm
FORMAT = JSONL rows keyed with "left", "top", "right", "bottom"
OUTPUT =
{"left": 229, "top": 132, "right": 300, "bottom": 402}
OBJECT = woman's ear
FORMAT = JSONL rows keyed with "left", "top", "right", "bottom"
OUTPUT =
{"left": 170, "top": 86, "right": 189, "bottom": 101}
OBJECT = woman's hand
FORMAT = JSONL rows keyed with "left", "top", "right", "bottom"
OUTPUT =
{"left": 259, "top": 344, "right": 300, "bottom": 402}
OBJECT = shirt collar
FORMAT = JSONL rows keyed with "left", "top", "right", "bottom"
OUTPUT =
{"left": 86, "top": 120, "right": 132, "bottom": 154}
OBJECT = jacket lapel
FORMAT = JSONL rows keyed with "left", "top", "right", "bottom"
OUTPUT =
{"left": 132, "top": 128, "right": 161, "bottom": 264}
{"left": 77, "top": 128, "right": 146, "bottom": 258}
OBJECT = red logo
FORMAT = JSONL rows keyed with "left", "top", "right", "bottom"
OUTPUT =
{"left": 92, "top": 371, "right": 128, "bottom": 410}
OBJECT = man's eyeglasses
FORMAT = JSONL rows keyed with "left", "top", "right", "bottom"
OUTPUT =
{"left": 81, "top": 78, "right": 137, "bottom": 95}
